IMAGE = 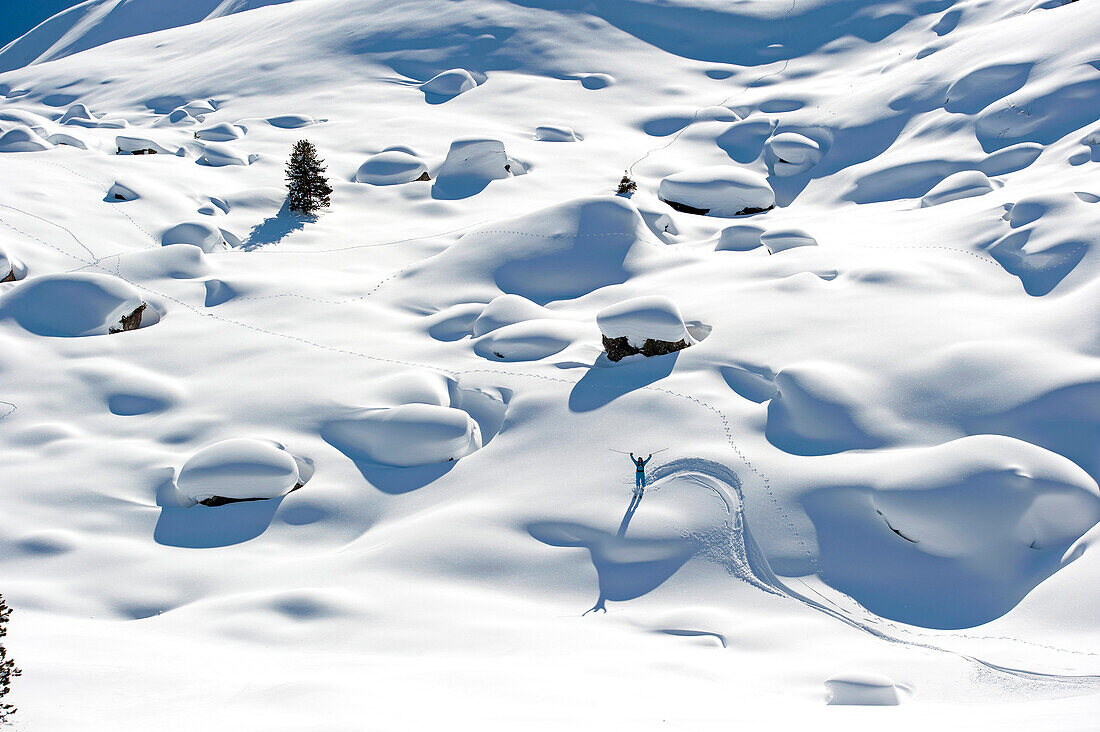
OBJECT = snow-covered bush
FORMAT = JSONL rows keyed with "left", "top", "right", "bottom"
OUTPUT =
{"left": 0, "top": 593, "right": 18, "bottom": 724}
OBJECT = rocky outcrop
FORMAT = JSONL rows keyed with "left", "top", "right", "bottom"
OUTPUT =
{"left": 601, "top": 334, "right": 689, "bottom": 362}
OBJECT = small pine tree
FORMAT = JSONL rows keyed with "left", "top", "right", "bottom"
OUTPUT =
{"left": 0, "top": 594, "right": 19, "bottom": 725}
{"left": 285, "top": 140, "right": 332, "bottom": 215}
{"left": 616, "top": 171, "right": 637, "bottom": 197}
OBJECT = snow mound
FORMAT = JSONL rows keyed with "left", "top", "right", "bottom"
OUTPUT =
{"left": 115, "top": 135, "right": 173, "bottom": 155}
{"left": 195, "top": 122, "right": 243, "bottom": 141}
{"left": 176, "top": 438, "right": 301, "bottom": 505}
{"left": 266, "top": 114, "right": 318, "bottom": 129}
{"left": 199, "top": 142, "right": 249, "bottom": 166}
{"left": 0, "top": 272, "right": 154, "bottom": 337}
{"left": 806, "top": 435, "right": 1100, "bottom": 628}
{"left": 579, "top": 73, "right": 614, "bottom": 89}
{"left": 921, "top": 170, "right": 994, "bottom": 207}
{"left": 766, "top": 363, "right": 885, "bottom": 455}
{"left": 1, "top": 245, "right": 27, "bottom": 282}
{"left": 824, "top": 673, "right": 903, "bottom": 706}
{"left": 155, "top": 108, "right": 198, "bottom": 127}
{"left": 474, "top": 319, "right": 580, "bottom": 362}
{"left": 46, "top": 132, "right": 87, "bottom": 149}
{"left": 764, "top": 132, "right": 822, "bottom": 176}
{"left": 354, "top": 150, "right": 429, "bottom": 185}
{"left": 715, "top": 224, "right": 766, "bottom": 252}
{"left": 0, "top": 126, "right": 51, "bottom": 152}
{"left": 534, "top": 125, "right": 578, "bottom": 142}
{"left": 761, "top": 228, "right": 818, "bottom": 254}
{"left": 471, "top": 294, "right": 555, "bottom": 337}
{"left": 161, "top": 222, "right": 237, "bottom": 252}
{"left": 658, "top": 166, "right": 774, "bottom": 217}
{"left": 322, "top": 404, "right": 482, "bottom": 468}
{"left": 58, "top": 103, "right": 97, "bottom": 125}
{"left": 805, "top": 433, "right": 1100, "bottom": 629}
{"left": 433, "top": 138, "right": 512, "bottom": 198}
{"left": 420, "top": 69, "right": 478, "bottom": 99}
{"left": 402, "top": 195, "right": 653, "bottom": 305}
{"left": 597, "top": 296, "right": 693, "bottom": 360}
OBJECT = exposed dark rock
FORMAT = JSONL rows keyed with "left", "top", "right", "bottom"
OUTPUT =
{"left": 602, "top": 334, "right": 689, "bottom": 362}
{"left": 661, "top": 198, "right": 709, "bottom": 215}
{"left": 109, "top": 302, "right": 146, "bottom": 334}
{"left": 416, "top": 171, "right": 431, "bottom": 181}
{"left": 199, "top": 482, "right": 303, "bottom": 507}
{"left": 0, "top": 269, "right": 15, "bottom": 283}
{"left": 661, "top": 198, "right": 776, "bottom": 217}
{"left": 736, "top": 204, "right": 775, "bottom": 216}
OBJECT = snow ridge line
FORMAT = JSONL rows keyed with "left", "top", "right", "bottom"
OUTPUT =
{"left": 0, "top": 400, "right": 16, "bottom": 422}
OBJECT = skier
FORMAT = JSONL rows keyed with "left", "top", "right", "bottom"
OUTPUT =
{"left": 629, "top": 452, "right": 652, "bottom": 491}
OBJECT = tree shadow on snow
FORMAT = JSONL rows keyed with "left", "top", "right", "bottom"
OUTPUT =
{"left": 244, "top": 200, "right": 312, "bottom": 249}
{"left": 568, "top": 351, "right": 679, "bottom": 413}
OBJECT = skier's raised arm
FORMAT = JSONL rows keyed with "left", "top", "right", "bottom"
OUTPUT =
{"left": 643, "top": 454, "right": 652, "bottom": 466}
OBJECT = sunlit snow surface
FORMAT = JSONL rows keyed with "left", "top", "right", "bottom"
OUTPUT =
{"left": 1, "top": 0, "right": 1100, "bottom": 728}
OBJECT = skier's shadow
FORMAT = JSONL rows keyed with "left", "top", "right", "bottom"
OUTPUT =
{"left": 528, "top": 487, "right": 695, "bottom": 615}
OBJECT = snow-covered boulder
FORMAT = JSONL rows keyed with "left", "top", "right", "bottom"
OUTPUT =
{"left": 58, "top": 103, "right": 98, "bottom": 125}
{"left": 825, "top": 673, "right": 903, "bottom": 706}
{"left": 764, "top": 132, "right": 822, "bottom": 176}
{"left": 199, "top": 142, "right": 248, "bottom": 166}
{"left": 354, "top": 150, "right": 429, "bottom": 185}
{"left": 323, "top": 404, "right": 482, "bottom": 467}
{"left": 107, "top": 182, "right": 139, "bottom": 201}
{"left": 0, "top": 126, "right": 51, "bottom": 152}
{"left": 433, "top": 138, "right": 513, "bottom": 197}
{"left": 715, "top": 224, "right": 765, "bottom": 251}
{"left": 761, "top": 228, "right": 817, "bottom": 254}
{"left": 0, "top": 272, "right": 151, "bottom": 337}
{"left": 1, "top": 245, "right": 27, "bottom": 282}
{"left": 161, "top": 221, "right": 237, "bottom": 252}
{"left": 195, "top": 122, "right": 243, "bottom": 141}
{"left": 421, "top": 69, "right": 478, "bottom": 98}
{"left": 176, "top": 438, "right": 302, "bottom": 506}
{"left": 596, "top": 295, "right": 693, "bottom": 361}
{"left": 46, "top": 132, "right": 87, "bottom": 149}
{"left": 658, "top": 166, "right": 775, "bottom": 217}
{"left": 535, "top": 125, "right": 578, "bottom": 142}
{"left": 115, "top": 135, "right": 173, "bottom": 155}
{"left": 920, "top": 170, "right": 993, "bottom": 207}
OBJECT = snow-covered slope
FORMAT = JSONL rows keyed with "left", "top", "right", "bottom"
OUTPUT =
{"left": 1, "top": 0, "right": 1100, "bottom": 728}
